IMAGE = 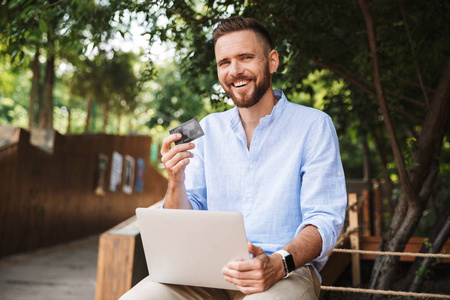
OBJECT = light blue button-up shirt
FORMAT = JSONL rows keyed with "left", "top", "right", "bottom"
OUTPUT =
{"left": 183, "top": 90, "right": 347, "bottom": 275}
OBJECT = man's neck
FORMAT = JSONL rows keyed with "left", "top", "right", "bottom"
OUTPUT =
{"left": 238, "top": 89, "right": 278, "bottom": 149}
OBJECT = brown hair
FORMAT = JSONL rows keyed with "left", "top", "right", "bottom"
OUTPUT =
{"left": 213, "top": 17, "right": 273, "bottom": 52}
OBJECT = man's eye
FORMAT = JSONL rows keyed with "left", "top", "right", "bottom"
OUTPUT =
{"left": 219, "top": 61, "right": 230, "bottom": 66}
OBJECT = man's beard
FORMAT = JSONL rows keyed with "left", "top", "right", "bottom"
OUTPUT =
{"left": 224, "top": 65, "right": 271, "bottom": 108}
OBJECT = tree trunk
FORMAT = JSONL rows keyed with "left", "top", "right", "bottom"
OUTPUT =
{"left": 404, "top": 202, "right": 450, "bottom": 292}
{"left": 128, "top": 117, "right": 133, "bottom": 134}
{"left": 38, "top": 53, "right": 55, "bottom": 129}
{"left": 67, "top": 108, "right": 71, "bottom": 134}
{"left": 356, "top": 2, "right": 417, "bottom": 290}
{"left": 85, "top": 96, "right": 93, "bottom": 133}
{"left": 357, "top": 0, "right": 450, "bottom": 295}
{"left": 362, "top": 134, "right": 371, "bottom": 183}
{"left": 102, "top": 104, "right": 109, "bottom": 133}
{"left": 369, "top": 55, "right": 450, "bottom": 294}
{"left": 358, "top": 0, "right": 417, "bottom": 213}
{"left": 29, "top": 44, "right": 40, "bottom": 129}
{"left": 371, "top": 126, "right": 395, "bottom": 218}
{"left": 117, "top": 113, "right": 122, "bottom": 134}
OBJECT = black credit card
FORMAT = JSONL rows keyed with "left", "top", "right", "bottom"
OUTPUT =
{"left": 169, "top": 118, "right": 205, "bottom": 145}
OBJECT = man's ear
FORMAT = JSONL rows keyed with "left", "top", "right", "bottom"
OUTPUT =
{"left": 268, "top": 49, "right": 279, "bottom": 74}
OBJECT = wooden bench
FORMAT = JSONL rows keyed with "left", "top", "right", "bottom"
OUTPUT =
{"left": 95, "top": 201, "right": 162, "bottom": 300}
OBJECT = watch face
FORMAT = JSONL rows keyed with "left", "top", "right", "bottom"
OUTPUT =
{"left": 285, "top": 254, "right": 296, "bottom": 272}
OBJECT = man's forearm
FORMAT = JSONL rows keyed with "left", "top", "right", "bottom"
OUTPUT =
{"left": 162, "top": 180, "right": 193, "bottom": 209}
{"left": 282, "top": 225, "right": 322, "bottom": 271}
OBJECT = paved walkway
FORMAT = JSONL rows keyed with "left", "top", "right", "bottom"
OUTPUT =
{"left": 0, "top": 235, "right": 99, "bottom": 300}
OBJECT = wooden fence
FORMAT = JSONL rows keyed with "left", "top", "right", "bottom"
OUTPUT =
{"left": 0, "top": 126, "right": 168, "bottom": 258}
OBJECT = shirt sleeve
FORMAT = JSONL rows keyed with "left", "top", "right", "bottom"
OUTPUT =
{"left": 295, "top": 114, "right": 347, "bottom": 262}
{"left": 183, "top": 132, "right": 208, "bottom": 210}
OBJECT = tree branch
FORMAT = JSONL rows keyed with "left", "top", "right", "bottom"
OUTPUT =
{"left": 44, "top": 0, "right": 64, "bottom": 9}
{"left": 395, "top": 107, "right": 423, "bottom": 124}
{"left": 249, "top": 0, "right": 269, "bottom": 11}
{"left": 384, "top": 89, "right": 426, "bottom": 108}
{"left": 399, "top": 0, "right": 430, "bottom": 108}
{"left": 393, "top": 74, "right": 436, "bottom": 94}
{"left": 311, "top": 55, "right": 424, "bottom": 123}
{"left": 411, "top": 54, "right": 450, "bottom": 187}
{"left": 148, "top": 2, "right": 225, "bottom": 25}
{"left": 357, "top": 0, "right": 417, "bottom": 206}
{"left": 404, "top": 201, "right": 450, "bottom": 292}
{"left": 249, "top": 0, "right": 294, "bottom": 30}
{"left": 310, "top": 55, "right": 375, "bottom": 96}
{"left": 331, "top": 60, "right": 427, "bottom": 108}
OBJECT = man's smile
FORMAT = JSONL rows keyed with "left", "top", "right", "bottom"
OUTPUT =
{"left": 232, "top": 80, "right": 251, "bottom": 88}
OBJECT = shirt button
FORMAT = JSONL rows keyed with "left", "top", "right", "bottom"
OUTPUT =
{"left": 249, "top": 164, "right": 254, "bottom": 169}
{"left": 338, "top": 171, "right": 343, "bottom": 177}
{"left": 246, "top": 193, "right": 251, "bottom": 199}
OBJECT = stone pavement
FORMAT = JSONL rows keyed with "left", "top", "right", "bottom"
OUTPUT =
{"left": 0, "top": 235, "right": 99, "bottom": 300}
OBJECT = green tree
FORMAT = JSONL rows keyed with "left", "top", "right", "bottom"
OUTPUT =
{"left": 69, "top": 51, "right": 142, "bottom": 133}
{"left": 0, "top": 59, "right": 30, "bottom": 128}
{"left": 1, "top": 0, "right": 117, "bottom": 129}
{"left": 143, "top": 61, "right": 218, "bottom": 128}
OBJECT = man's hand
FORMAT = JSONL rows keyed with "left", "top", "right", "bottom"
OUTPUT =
{"left": 222, "top": 242, "right": 285, "bottom": 294}
{"left": 161, "top": 133, "right": 195, "bottom": 185}
{"left": 160, "top": 133, "right": 195, "bottom": 209}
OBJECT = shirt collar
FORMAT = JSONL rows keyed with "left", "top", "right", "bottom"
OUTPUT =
{"left": 260, "top": 89, "right": 287, "bottom": 124}
{"left": 230, "top": 89, "right": 287, "bottom": 127}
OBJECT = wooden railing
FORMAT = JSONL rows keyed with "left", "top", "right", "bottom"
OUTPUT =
{"left": 0, "top": 126, "right": 168, "bottom": 258}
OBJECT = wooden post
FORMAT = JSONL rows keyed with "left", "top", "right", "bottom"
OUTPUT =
{"left": 95, "top": 201, "right": 161, "bottom": 300}
{"left": 373, "top": 180, "right": 382, "bottom": 236}
{"left": 348, "top": 193, "right": 361, "bottom": 287}
{"left": 361, "top": 189, "right": 371, "bottom": 237}
{"left": 95, "top": 216, "right": 147, "bottom": 300}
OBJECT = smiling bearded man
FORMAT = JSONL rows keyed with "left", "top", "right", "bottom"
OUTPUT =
{"left": 119, "top": 16, "right": 347, "bottom": 300}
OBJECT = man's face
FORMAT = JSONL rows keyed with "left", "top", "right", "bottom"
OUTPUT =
{"left": 214, "top": 30, "right": 275, "bottom": 108}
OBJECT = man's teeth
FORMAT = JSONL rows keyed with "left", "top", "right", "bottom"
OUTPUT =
{"left": 234, "top": 80, "right": 249, "bottom": 87}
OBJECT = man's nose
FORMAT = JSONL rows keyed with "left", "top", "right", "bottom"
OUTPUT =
{"left": 229, "top": 61, "right": 244, "bottom": 77}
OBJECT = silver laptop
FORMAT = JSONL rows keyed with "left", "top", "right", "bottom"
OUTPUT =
{"left": 135, "top": 208, "right": 249, "bottom": 290}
